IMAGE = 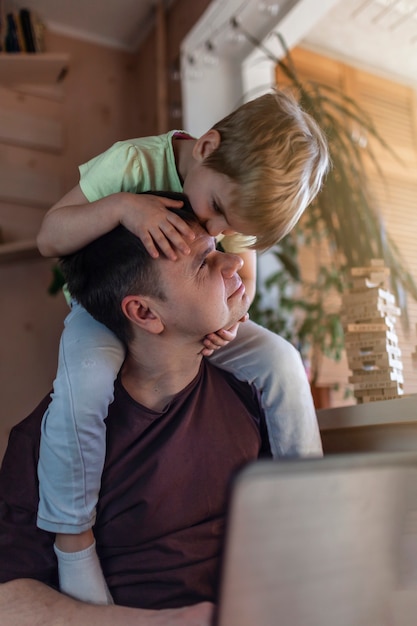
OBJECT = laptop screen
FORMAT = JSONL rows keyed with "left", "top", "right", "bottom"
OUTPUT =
{"left": 214, "top": 452, "right": 417, "bottom": 626}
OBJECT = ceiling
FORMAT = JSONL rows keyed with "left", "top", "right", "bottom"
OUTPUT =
{"left": 303, "top": 0, "right": 417, "bottom": 87}
{"left": 17, "top": 0, "right": 159, "bottom": 50}
{"left": 18, "top": 0, "right": 417, "bottom": 87}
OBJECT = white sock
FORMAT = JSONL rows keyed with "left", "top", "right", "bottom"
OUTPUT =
{"left": 54, "top": 540, "right": 114, "bottom": 605}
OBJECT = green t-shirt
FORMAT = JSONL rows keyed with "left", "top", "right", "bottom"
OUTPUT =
{"left": 79, "top": 131, "right": 255, "bottom": 254}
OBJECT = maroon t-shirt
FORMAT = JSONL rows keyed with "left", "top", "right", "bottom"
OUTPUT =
{"left": 0, "top": 359, "right": 269, "bottom": 609}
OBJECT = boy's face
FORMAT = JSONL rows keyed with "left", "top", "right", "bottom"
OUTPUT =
{"left": 182, "top": 164, "right": 252, "bottom": 238}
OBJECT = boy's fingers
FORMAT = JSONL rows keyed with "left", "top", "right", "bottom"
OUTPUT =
{"left": 161, "top": 197, "right": 184, "bottom": 208}
{"left": 151, "top": 234, "right": 178, "bottom": 260}
{"left": 158, "top": 223, "right": 191, "bottom": 256}
{"left": 203, "top": 336, "right": 227, "bottom": 349}
{"left": 141, "top": 233, "right": 160, "bottom": 259}
{"left": 166, "top": 214, "right": 196, "bottom": 241}
{"left": 200, "top": 347, "right": 215, "bottom": 357}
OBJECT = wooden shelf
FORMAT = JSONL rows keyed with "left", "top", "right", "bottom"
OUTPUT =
{"left": 0, "top": 239, "right": 41, "bottom": 263}
{"left": 0, "top": 53, "right": 69, "bottom": 262}
{"left": 318, "top": 394, "right": 417, "bottom": 430}
{"left": 0, "top": 53, "right": 69, "bottom": 85}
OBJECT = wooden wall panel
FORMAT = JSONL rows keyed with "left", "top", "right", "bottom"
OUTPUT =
{"left": 0, "top": 202, "right": 45, "bottom": 242}
{"left": 0, "top": 86, "right": 63, "bottom": 152}
{"left": 0, "top": 1, "right": 217, "bottom": 462}
{"left": 0, "top": 144, "right": 62, "bottom": 207}
{"left": 353, "top": 71, "right": 417, "bottom": 178}
{"left": 0, "top": 33, "right": 140, "bottom": 461}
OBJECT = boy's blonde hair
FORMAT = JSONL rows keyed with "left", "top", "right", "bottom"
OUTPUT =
{"left": 204, "top": 89, "right": 330, "bottom": 250}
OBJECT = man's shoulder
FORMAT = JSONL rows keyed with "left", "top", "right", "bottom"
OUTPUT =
{"left": 202, "top": 359, "right": 263, "bottom": 412}
{"left": 0, "top": 393, "right": 50, "bottom": 503}
{"left": 4, "top": 393, "right": 50, "bottom": 449}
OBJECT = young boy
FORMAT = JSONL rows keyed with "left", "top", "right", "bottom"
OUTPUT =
{"left": 36, "top": 89, "right": 330, "bottom": 605}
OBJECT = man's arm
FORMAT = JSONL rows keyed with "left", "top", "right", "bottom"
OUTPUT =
{"left": 0, "top": 579, "right": 213, "bottom": 626}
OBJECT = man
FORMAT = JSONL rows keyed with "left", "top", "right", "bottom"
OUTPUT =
{"left": 0, "top": 197, "right": 270, "bottom": 625}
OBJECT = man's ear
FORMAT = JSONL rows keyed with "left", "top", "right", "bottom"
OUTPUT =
{"left": 192, "top": 129, "right": 221, "bottom": 162}
{"left": 121, "top": 295, "right": 164, "bottom": 334}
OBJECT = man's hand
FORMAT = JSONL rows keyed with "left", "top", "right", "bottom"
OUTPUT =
{"left": 119, "top": 193, "right": 195, "bottom": 260}
{"left": 200, "top": 315, "right": 249, "bottom": 357}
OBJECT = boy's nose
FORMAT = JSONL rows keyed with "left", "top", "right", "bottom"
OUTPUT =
{"left": 204, "top": 219, "right": 222, "bottom": 237}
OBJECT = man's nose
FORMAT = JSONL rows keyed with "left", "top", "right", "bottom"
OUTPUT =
{"left": 220, "top": 253, "right": 243, "bottom": 277}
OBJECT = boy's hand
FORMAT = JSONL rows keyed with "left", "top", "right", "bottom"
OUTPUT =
{"left": 120, "top": 193, "right": 195, "bottom": 260}
{"left": 200, "top": 315, "right": 249, "bottom": 357}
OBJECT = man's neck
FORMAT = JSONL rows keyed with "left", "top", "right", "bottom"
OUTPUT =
{"left": 120, "top": 343, "right": 203, "bottom": 412}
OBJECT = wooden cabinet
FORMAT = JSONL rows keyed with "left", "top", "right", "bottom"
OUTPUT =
{"left": 318, "top": 394, "right": 417, "bottom": 454}
{"left": 0, "top": 53, "right": 69, "bottom": 263}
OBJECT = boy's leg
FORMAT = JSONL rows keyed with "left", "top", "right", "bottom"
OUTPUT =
{"left": 37, "top": 302, "right": 125, "bottom": 603}
{"left": 209, "top": 320, "right": 323, "bottom": 458}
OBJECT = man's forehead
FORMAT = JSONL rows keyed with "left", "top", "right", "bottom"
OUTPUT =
{"left": 188, "top": 226, "right": 216, "bottom": 266}
{"left": 157, "top": 223, "right": 215, "bottom": 270}
{"left": 180, "top": 223, "right": 216, "bottom": 273}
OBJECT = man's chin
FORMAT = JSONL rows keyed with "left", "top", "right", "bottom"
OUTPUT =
{"left": 230, "top": 303, "right": 250, "bottom": 326}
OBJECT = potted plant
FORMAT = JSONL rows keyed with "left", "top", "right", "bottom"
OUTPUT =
{"left": 250, "top": 231, "right": 345, "bottom": 389}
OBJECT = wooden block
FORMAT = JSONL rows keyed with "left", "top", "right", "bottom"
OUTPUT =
{"left": 343, "top": 299, "right": 390, "bottom": 312}
{"left": 348, "top": 352, "right": 403, "bottom": 369}
{"left": 348, "top": 369, "right": 404, "bottom": 385}
{"left": 352, "top": 380, "right": 404, "bottom": 392}
{"left": 341, "top": 288, "right": 395, "bottom": 305}
{"left": 349, "top": 277, "right": 390, "bottom": 291}
{"left": 341, "top": 303, "right": 401, "bottom": 322}
{"left": 346, "top": 320, "right": 395, "bottom": 333}
{"left": 345, "top": 344, "right": 402, "bottom": 359}
{"left": 369, "top": 259, "right": 385, "bottom": 267}
{"left": 344, "top": 330, "right": 398, "bottom": 345}
{"left": 358, "top": 391, "right": 403, "bottom": 403}
{"left": 350, "top": 266, "right": 391, "bottom": 277}
{"left": 370, "top": 271, "right": 392, "bottom": 285}
{"left": 344, "top": 338, "right": 399, "bottom": 354}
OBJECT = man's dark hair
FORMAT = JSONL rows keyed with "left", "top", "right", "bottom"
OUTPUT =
{"left": 60, "top": 191, "right": 197, "bottom": 345}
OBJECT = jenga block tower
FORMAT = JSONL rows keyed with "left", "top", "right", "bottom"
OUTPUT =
{"left": 342, "top": 259, "right": 404, "bottom": 403}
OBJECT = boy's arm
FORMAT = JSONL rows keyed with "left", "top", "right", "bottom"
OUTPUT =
{"left": 37, "top": 184, "right": 123, "bottom": 257}
{"left": 37, "top": 184, "right": 193, "bottom": 260}
{"left": 0, "top": 579, "right": 214, "bottom": 626}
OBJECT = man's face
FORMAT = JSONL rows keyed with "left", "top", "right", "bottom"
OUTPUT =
{"left": 157, "top": 222, "right": 249, "bottom": 339}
